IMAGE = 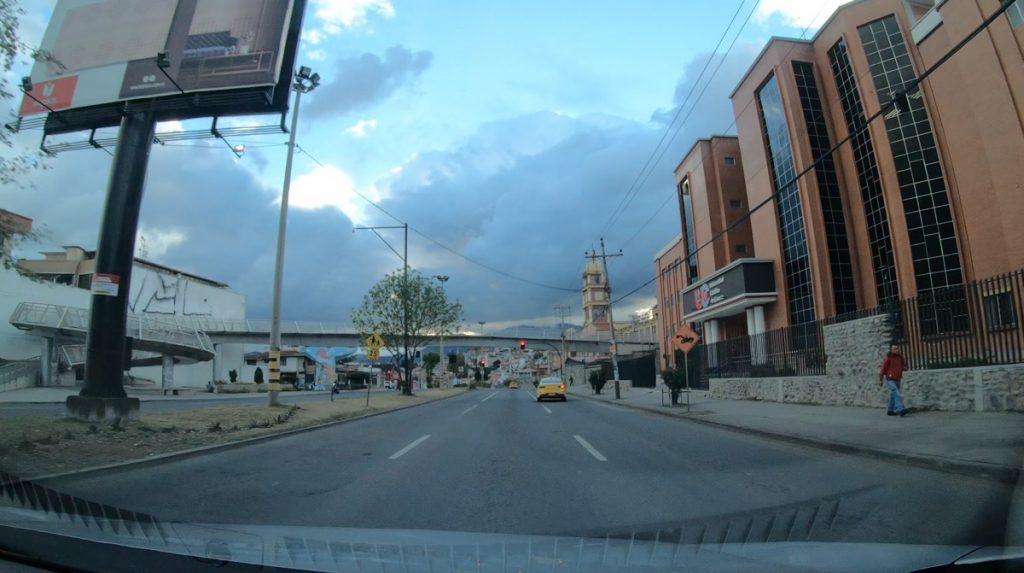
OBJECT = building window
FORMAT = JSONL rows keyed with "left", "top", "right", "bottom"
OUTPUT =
{"left": 245, "top": 359, "right": 257, "bottom": 366}
{"left": 729, "top": 199, "right": 743, "bottom": 209}
{"left": 724, "top": 156, "right": 736, "bottom": 166}
{"left": 678, "top": 177, "right": 698, "bottom": 283}
{"left": 735, "top": 244, "right": 747, "bottom": 254}
{"left": 828, "top": 37, "right": 900, "bottom": 306}
{"left": 859, "top": 16, "right": 963, "bottom": 324}
{"left": 793, "top": 61, "right": 858, "bottom": 316}
{"left": 984, "top": 291, "right": 1018, "bottom": 331}
{"left": 757, "top": 73, "right": 816, "bottom": 326}
{"left": 1007, "top": 0, "right": 1023, "bottom": 28}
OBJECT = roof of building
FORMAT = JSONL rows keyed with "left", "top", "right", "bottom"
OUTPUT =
{"left": 673, "top": 135, "right": 739, "bottom": 175}
{"left": 25, "top": 245, "right": 229, "bottom": 288}
{"left": 728, "top": 0, "right": 869, "bottom": 98}
{"left": 653, "top": 233, "right": 684, "bottom": 261}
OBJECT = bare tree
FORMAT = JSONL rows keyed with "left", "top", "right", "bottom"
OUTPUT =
{"left": 352, "top": 270, "right": 462, "bottom": 395}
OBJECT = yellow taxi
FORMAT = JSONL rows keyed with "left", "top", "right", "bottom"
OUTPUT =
{"left": 536, "top": 377, "right": 567, "bottom": 402}
{"left": 509, "top": 381, "right": 520, "bottom": 389}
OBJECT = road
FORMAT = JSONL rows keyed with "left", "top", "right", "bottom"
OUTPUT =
{"left": 47, "top": 388, "right": 1016, "bottom": 546}
{"left": 0, "top": 389, "right": 391, "bottom": 418}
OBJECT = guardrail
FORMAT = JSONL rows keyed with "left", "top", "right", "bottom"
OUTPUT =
{"left": 9, "top": 302, "right": 213, "bottom": 356}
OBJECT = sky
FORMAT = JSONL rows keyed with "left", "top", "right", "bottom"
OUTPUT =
{"left": 1, "top": 0, "right": 845, "bottom": 330}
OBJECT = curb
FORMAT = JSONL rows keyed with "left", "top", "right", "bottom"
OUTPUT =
{"left": 571, "top": 392, "right": 1022, "bottom": 484}
{"left": 32, "top": 390, "right": 469, "bottom": 484}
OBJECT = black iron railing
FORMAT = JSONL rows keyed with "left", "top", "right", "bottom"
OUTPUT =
{"left": 698, "top": 269, "right": 1024, "bottom": 380}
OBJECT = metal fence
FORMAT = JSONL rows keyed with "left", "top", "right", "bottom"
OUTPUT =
{"left": 697, "top": 268, "right": 1024, "bottom": 380}
{"left": 700, "top": 321, "right": 827, "bottom": 381}
{"left": 894, "top": 269, "right": 1024, "bottom": 369}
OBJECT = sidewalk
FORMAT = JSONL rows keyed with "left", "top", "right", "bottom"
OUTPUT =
{"left": 0, "top": 386, "right": 331, "bottom": 403}
{"left": 568, "top": 383, "right": 1024, "bottom": 482}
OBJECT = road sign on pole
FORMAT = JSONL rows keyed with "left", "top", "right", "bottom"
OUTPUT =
{"left": 366, "top": 334, "right": 386, "bottom": 350}
{"left": 672, "top": 324, "right": 700, "bottom": 354}
{"left": 367, "top": 348, "right": 381, "bottom": 361}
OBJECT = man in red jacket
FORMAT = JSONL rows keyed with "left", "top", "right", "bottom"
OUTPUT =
{"left": 879, "top": 344, "right": 907, "bottom": 417}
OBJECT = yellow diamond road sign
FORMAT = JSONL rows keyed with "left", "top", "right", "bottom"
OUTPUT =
{"left": 366, "top": 333, "right": 386, "bottom": 349}
{"left": 367, "top": 348, "right": 381, "bottom": 361}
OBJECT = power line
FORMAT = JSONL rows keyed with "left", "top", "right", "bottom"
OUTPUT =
{"left": 293, "top": 145, "right": 579, "bottom": 293}
{"left": 593, "top": 0, "right": 751, "bottom": 241}
{"left": 602, "top": 0, "right": 762, "bottom": 240}
{"left": 612, "top": 0, "right": 1016, "bottom": 305}
{"left": 618, "top": 0, "right": 827, "bottom": 250}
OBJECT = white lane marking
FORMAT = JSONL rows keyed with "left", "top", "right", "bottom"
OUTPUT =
{"left": 574, "top": 435, "right": 608, "bottom": 462}
{"left": 542, "top": 405, "right": 553, "bottom": 414}
{"left": 527, "top": 390, "right": 537, "bottom": 400}
{"left": 389, "top": 434, "right": 431, "bottom": 460}
{"left": 461, "top": 404, "right": 478, "bottom": 415}
{"left": 481, "top": 391, "right": 499, "bottom": 403}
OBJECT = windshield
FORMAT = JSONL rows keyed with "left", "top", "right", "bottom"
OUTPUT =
{"left": 2, "top": 1, "right": 1024, "bottom": 572}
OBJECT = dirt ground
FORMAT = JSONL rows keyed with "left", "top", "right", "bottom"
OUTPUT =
{"left": 0, "top": 389, "right": 463, "bottom": 479}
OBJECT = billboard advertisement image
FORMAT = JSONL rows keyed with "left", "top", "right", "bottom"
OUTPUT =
{"left": 20, "top": 0, "right": 296, "bottom": 117}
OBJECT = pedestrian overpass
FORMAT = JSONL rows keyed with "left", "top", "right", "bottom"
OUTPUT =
{"left": 7, "top": 302, "right": 656, "bottom": 390}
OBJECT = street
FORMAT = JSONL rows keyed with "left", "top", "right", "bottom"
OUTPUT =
{"left": 47, "top": 388, "right": 1015, "bottom": 546}
{"left": 0, "top": 389, "right": 390, "bottom": 418}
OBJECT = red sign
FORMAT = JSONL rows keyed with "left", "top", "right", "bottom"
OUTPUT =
{"left": 19, "top": 76, "right": 79, "bottom": 116}
{"left": 91, "top": 273, "right": 120, "bottom": 297}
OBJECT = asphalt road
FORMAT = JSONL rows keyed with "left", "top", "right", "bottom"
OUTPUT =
{"left": 47, "top": 388, "right": 1017, "bottom": 546}
{"left": 0, "top": 389, "right": 390, "bottom": 418}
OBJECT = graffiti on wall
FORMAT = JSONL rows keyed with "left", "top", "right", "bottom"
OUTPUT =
{"left": 128, "top": 269, "right": 214, "bottom": 316}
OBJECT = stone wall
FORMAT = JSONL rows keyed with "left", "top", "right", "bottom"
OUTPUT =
{"left": 708, "top": 314, "right": 1024, "bottom": 412}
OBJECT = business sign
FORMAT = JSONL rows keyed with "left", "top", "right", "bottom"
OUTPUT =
{"left": 91, "top": 273, "right": 120, "bottom": 297}
{"left": 682, "top": 260, "right": 776, "bottom": 316}
{"left": 20, "top": 0, "right": 297, "bottom": 118}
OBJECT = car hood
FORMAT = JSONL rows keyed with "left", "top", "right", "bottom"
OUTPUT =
{"left": 0, "top": 506, "right": 1008, "bottom": 573}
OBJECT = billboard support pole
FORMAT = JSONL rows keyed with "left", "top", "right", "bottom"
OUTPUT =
{"left": 68, "top": 109, "right": 156, "bottom": 421}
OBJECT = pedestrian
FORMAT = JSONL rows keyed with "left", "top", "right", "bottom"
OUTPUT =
{"left": 569, "top": 376, "right": 574, "bottom": 386}
{"left": 879, "top": 344, "right": 908, "bottom": 417}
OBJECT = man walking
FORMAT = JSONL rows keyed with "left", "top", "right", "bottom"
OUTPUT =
{"left": 879, "top": 344, "right": 908, "bottom": 417}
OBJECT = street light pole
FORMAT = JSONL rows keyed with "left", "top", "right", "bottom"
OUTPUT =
{"left": 269, "top": 66, "right": 320, "bottom": 407}
{"left": 586, "top": 238, "right": 623, "bottom": 399}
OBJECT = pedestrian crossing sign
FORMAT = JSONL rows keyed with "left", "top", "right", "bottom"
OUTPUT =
{"left": 366, "top": 333, "right": 386, "bottom": 350}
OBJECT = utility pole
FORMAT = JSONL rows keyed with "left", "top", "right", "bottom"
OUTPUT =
{"left": 585, "top": 238, "right": 623, "bottom": 399}
{"left": 554, "top": 305, "right": 570, "bottom": 377}
{"left": 269, "top": 66, "right": 321, "bottom": 406}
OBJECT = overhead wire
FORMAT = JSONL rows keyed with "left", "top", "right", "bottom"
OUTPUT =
{"left": 610, "top": 0, "right": 1017, "bottom": 305}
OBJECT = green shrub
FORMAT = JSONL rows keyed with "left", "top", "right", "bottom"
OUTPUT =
{"left": 588, "top": 370, "right": 607, "bottom": 394}
{"left": 228, "top": 369, "right": 238, "bottom": 383}
{"left": 254, "top": 368, "right": 264, "bottom": 384}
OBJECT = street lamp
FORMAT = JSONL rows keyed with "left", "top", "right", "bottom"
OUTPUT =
{"left": 268, "top": 65, "right": 320, "bottom": 406}
{"left": 434, "top": 275, "right": 449, "bottom": 380}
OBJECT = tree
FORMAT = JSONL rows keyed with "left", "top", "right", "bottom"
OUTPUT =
{"left": 352, "top": 269, "right": 462, "bottom": 395}
{"left": 0, "top": 1, "right": 55, "bottom": 186}
{"left": 253, "top": 367, "right": 264, "bottom": 384}
{"left": 423, "top": 351, "right": 440, "bottom": 386}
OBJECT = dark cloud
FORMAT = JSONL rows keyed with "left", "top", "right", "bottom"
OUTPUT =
{"left": 304, "top": 45, "right": 433, "bottom": 119}
{"left": 1, "top": 46, "right": 764, "bottom": 327}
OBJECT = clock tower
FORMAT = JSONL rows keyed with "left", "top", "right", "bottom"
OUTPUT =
{"left": 581, "top": 257, "right": 610, "bottom": 332}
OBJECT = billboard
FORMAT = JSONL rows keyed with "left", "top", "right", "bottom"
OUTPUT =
{"left": 20, "top": 0, "right": 297, "bottom": 118}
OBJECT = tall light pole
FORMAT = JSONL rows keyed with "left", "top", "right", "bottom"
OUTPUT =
{"left": 269, "top": 66, "right": 320, "bottom": 406}
{"left": 585, "top": 238, "right": 623, "bottom": 399}
{"left": 354, "top": 224, "right": 410, "bottom": 394}
{"left": 434, "top": 275, "right": 449, "bottom": 381}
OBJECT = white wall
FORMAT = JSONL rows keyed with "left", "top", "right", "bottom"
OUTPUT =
{"left": 0, "top": 266, "right": 90, "bottom": 360}
{"left": 1, "top": 262, "right": 246, "bottom": 388}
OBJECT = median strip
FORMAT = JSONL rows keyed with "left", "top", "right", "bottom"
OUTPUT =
{"left": 0, "top": 389, "right": 464, "bottom": 479}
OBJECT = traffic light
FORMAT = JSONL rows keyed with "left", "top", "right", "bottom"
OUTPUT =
{"left": 479, "top": 358, "right": 486, "bottom": 367}
{"left": 519, "top": 339, "right": 526, "bottom": 350}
